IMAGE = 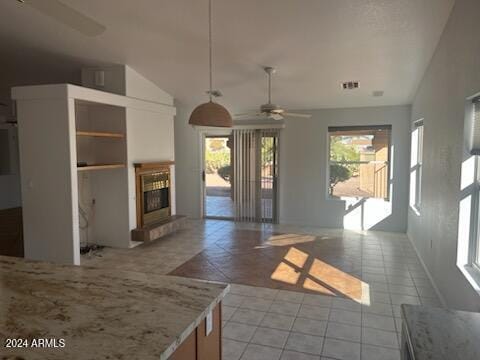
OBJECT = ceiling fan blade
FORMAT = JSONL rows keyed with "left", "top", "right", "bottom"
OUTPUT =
{"left": 233, "top": 112, "right": 264, "bottom": 119}
{"left": 22, "top": 0, "right": 106, "bottom": 37}
{"left": 234, "top": 112, "right": 257, "bottom": 117}
{"left": 283, "top": 112, "right": 312, "bottom": 118}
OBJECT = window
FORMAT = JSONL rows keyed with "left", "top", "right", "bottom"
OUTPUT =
{"left": 409, "top": 120, "right": 424, "bottom": 213}
{"left": 472, "top": 98, "right": 480, "bottom": 270}
{"left": 458, "top": 96, "right": 480, "bottom": 288}
{"left": 328, "top": 125, "right": 391, "bottom": 199}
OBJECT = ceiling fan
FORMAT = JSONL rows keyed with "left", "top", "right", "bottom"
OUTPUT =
{"left": 235, "top": 67, "right": 312, "bottom": 121}
{"left": 16, "top": 0, "right": 106, "bottom": 37}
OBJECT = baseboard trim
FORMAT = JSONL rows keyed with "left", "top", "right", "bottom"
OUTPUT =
{"left": 406, "top": 232, "right": 447, "bottom": 308}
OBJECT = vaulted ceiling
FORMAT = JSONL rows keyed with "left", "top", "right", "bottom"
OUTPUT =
{"left": 0, "top": 0, "right": 454, "bottom": 112}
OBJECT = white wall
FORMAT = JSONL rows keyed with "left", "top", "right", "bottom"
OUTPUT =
{"left": 174, "top": 103, "right": 411, "bottom": 232}
{"left": 279, "top": 106, "right": 411, "bottom": 232}
{"left": 126, "top": 108, "right": 175, "bottom": 230}
{"left": 81, "top": 65, "right": 174, "bottom": 106}
{"left": 16, "top": 98, "right": 80, "bottom": 265}
{"left": 174, "top": 102, "right": 204, "bottom": 218}
{"left": 407, "top": 0, "right": 480, "bottom": 311}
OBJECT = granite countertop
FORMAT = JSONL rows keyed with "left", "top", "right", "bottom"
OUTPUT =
{"left": 0, "top": 255, "right": 229, "bottom": 360}
{"left": 401, "top": 304, "right": 480, "bottom": 360}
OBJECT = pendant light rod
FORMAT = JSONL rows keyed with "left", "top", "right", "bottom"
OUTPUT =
{"left": 188, "top": 0, "right": 232, "bottom": 128}
{"left": 208, "top": 0, "right": 213, "bottom": 101}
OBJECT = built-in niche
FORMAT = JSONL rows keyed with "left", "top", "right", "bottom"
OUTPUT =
{"left": 75, "top": 101, "right": 130, "bottom": 253}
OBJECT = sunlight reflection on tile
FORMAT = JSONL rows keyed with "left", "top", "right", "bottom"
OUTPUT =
{"left": 264, "top": 234, "right": 317, "bottom": 247}
{"left": 308, "top": 258, "right": 369, "bottom": 304}
{"left": 271, "top": 261, "right": 301, "bottom": 284}
{"left": 284, "top": 247, "right": 309, "bottom": 268}
{"left": 268, "top": 246, "right": 370, "bottom": 303}
{"left": 303, "top": 278, "right": 335, "bottom": 295}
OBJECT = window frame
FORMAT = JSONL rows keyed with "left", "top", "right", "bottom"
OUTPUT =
{"left": 472, "top": 100, "right": 480, "bottom": 271}
{"left": 466, "top": 156, "right": 480, "bottom": 276}
{"left": 327, "top": 125, "right": 392, "bottom": 200}
{"left": 474, "top": 177, "right": 480, "bottom": 271}
{"left": 457, "top": 95, "right": 480, "bottom": 294}
{"left": 409, "top": 120, "right": 424, "bottom": 214}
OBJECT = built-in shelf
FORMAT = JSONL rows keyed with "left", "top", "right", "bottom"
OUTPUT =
{"left": 76, "top": 131, "right": 125, "bottom": 138}
{"left": 77, "top": 164, "right": 125, "bottom": 171}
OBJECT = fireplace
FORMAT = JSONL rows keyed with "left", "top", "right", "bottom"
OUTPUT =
{"left": 135, "top": 162, "right": 173, "bottom": 227}
{"left": 133, "top": 161, "right": 186, "bottom": 242}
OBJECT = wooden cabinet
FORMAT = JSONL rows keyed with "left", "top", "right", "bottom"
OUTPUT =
{"left": 0, "top": 207, "right": 23, "bottom": 257}
{"left": 170, "top": 303, "right": 222, "bottom": 360}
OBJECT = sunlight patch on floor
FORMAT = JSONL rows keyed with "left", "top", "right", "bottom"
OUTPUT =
{"left": 284, "top": 247, "right": 309, "bottom": 268}
{"left": 264, "top": 233, "right": 317, "bottom": 247}
{"left": 270, "top": 261, "right": 301, "bottom": 285}
{"left": 270, "top": 246, "right": 370, "bottom": 304}
{"left": 302, "top": 278, "right": 336, "bottom": 295}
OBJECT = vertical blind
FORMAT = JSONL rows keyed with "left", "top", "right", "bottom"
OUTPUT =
{"left": 233, "top": 129, "right": 257, "bottom": 222}
{"left": 233, "top": 129, "right": 279, "bottom": 223}
{"left": 471, "top": 97, "right": 480, "bottom": 155}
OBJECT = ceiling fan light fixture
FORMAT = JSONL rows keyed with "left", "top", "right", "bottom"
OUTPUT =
{"left": 189, "top": 0, "right": 232, "bottom": 128}
{"left": 233, "top": 66, "right": 312, "bottom": 120}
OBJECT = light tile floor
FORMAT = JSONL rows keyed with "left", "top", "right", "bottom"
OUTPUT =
{"left": 81, "top": 219, "right": 442, "bottom": 360}
{"left": 205, "top": 195, "right": 273, "bottom": 219}
{"left": 206, "top": 195, "right": 235, "bottom": 218}
{"left": 223, "top": 283, "right": 409, "bottom": 360}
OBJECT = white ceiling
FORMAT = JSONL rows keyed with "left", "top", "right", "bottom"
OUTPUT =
{"left": 0, "top": 0, "right": 454, "bottom": 113}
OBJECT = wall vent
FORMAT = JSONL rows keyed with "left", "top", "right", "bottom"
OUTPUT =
{"left": 341, "top": 81, "right": 360, "bottom": 90}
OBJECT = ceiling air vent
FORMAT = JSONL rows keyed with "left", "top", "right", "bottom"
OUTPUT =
{"left": 341, "top": 81, "right": 360, "bottom": 90}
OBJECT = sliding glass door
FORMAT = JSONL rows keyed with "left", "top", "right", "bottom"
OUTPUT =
{"left": 204, "top": 135, "right": 234, "bottom": 219}
{"left": 260, "top": 132, "right": 279, "bottom": 223}
{"left": 231, "top": 129, "right": 279, "bottom": 223}
{"left": 203, "top": 129, "right": 279, "bottom": 223}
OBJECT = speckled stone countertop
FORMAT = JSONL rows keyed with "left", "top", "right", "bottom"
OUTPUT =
{"left": 0, "top": 255, "right": 229, "bottom": 360}
{"left": 401, "top": 304, "right": 480, "bottom": 360}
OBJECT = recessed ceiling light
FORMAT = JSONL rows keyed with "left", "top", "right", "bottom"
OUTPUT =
{"left": 372, "top": 90, "right": 384, "bottom": 97}
{"left": 341, "top": 81, "right": 360, "bottom": 90}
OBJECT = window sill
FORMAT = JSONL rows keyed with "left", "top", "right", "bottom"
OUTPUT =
{"left": 327, "top": 195, "right": 389, "bottom": 202}
{"left": 327, "top": 195, "right": 365, "bottom": 201}
{"left": 457, "top": 264, "right": 480, "bottom": 295}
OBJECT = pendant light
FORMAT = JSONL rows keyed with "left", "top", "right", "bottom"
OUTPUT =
{"left": 189, "top": 0, "right": 232, "bottom": 127}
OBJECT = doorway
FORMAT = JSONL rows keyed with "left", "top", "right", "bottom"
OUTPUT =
{"left": 204, "top": 135, "right": 234, "bottom": 219}
{"left": 202, "top": 129, "right": 279, "bottom": 223}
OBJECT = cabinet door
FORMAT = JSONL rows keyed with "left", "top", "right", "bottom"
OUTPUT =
{"left": 197, "top": 303, "right": 221, "bottom": 360}
{"left": 170, "top": 329, "right": 196, "bottom": 360}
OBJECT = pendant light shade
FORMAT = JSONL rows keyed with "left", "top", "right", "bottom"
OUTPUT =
{"left": 189, "top": 0, "right": 232, "bottom": 127}
{"left": 189, "top": 101, "right": 233, "bottom": 127}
